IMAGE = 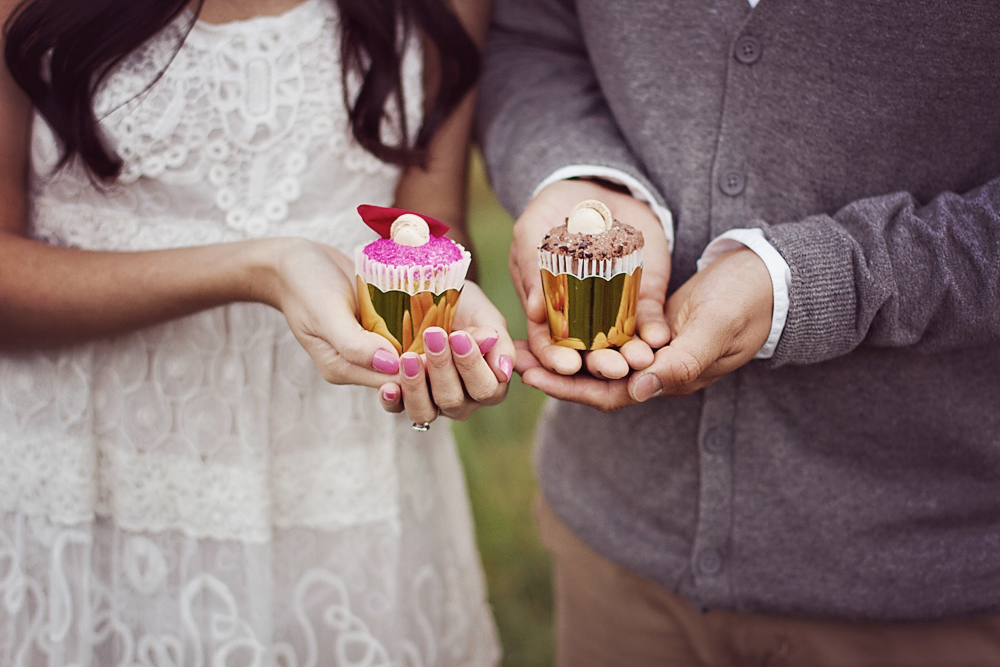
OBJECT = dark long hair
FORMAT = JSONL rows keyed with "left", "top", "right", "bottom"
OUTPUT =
{"left": 3, "top": 0, "right": 480, "bottom": 180}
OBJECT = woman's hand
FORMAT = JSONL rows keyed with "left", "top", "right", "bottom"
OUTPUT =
{"left": 378, "top": 281, "right": 515, "bottom": 425}
{"left": 265, "top": 237, "right": 406, "bottom": 387}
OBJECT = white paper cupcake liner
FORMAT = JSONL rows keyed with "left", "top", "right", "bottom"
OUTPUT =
{"left": 538, "top": 247, "right": 643, "bottom": 280}
{"left": 355, "top": 245, "right": 472, "bottom": 295}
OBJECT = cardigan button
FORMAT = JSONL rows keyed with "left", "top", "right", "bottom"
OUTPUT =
{"left": 719, "top": 170, "right": 746, "bottom": 196}
{"left": 734, "top": 36, "right": 762, "bottom": 65}
{"left": 697, "top": 549, "right": 723, "bottom": 575}
{"left": 703, "top": 428, "right": 728, "bottom": 454}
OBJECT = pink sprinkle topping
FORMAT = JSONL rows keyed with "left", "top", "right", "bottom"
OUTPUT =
{"left": 363, "top": 236, "right": 464, "bottom": 266}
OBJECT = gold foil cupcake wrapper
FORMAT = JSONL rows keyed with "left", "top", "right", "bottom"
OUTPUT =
{"left": 540, "top": 267, "right": 642, "bottom": 350}
{"left": 357, "top": 275, "right": 462, "bottom": 354}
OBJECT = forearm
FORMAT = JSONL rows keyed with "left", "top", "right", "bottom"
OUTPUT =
{"left": 766, "top": 175, "right": 1000, "bottom": 365}
{"left": 0, "top": 233, "right": 294, "bottom": 348}
{"left": 477, "top": 0, "right": 665, "bottom": 220}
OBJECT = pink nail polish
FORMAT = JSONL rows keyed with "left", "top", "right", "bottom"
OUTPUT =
{"left": 478, "top": 334, "right": 499, "bottom": 355}
{"left": 424, "top": 329, "right": 446, "bottom": 354}
{"left": 382, "top": 387, "right": 398, "bottom": 401}
{"left": 372, "top": 349, "right": 399, "bottom": 374}
{"left": 401, "top": 354, "right": 420, "bottom": 378}
{"left": 450, "top": 332, "right": 473, "bottom": 356}
{"left": 499, "top": 355, "right": 513, "bottom": 381}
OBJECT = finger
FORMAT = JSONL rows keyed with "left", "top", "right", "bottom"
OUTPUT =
{"left": 524, "top": 285, "right": 547, "bottom": 324}
{"left": 632, "top": 208, "right": 672, "bottom": 349}
{"left": 509, "top": 238, "right": 546, "bottom": 323}
{"left": 450, "top": 281, "right": 515, "bottom": 378}
{"left": 528, "top": 319, "right": 583, "bottom": 376}
{"left": 298, "top": 280, "right": 402, "bottom": 384}
{"left": 511, "top": 226, "right": 548, "bottom": 324}
{"left": 513, "top": 254, "right": 546, "bottom": 324}
{"left": 635, "top": 296, "right": 672, "bottom": 349}
{"left": 288, "top": 268, "right": 402, "bottom": 387}
{"left": 378, "top": 383, "right": 404, "bottom": 413}
{"left": 457, "top": 328, "right": 515, "bottom": 385}
{"left": 296, "top": 330, "right": 402, "bottom": 388}
{"left": 508, "top": 248, "right": 530, "bottom": 314}
{"left": 423, "top": 327, "right": 468, "bottom": 416}
{"left": 458, "top": 326, "right": 514, "bottom": 385}
{"left": 450, "top": 330, "right": 508, "bottom": 405}
{"left": 620, "top": 337, "right": 655, "bottom": 370}
{"left": 513, "top": 339, "right": 542, "bottom": 374}
{"left": 399, "top": 352, "right": 439, "bottom": 425}
{"left": 663, "top": 277, "right": 696, "bottom": 334}
{"left": 628, "top": 323, "right": 724, "bottom": 401}
{"left": 476, "top": 330, "right": 499, "bottom": 356}
{"left": 520, "top": 365, "right": 635, "bottom": 413}
{"left": 584, "top": 348, "right": 630, "bottom": 380}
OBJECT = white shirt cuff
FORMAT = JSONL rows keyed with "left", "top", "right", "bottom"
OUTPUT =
{"left": 531, "top": 165, "right": 675, "bottom": 252}
{"left": 697, "top": 229, "right": 790, "bottom": 359}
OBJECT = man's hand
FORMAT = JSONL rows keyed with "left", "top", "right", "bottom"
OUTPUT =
{"left": 518, "top": 247, "right": 773, "bottom": 411}
{"left": 510, "top": 179, "right": 671, "bottom": 380}
{"left": 630, "top": 247, "right": 773, "bottom": 399}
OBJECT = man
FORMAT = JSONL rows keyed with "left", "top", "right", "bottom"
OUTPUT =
{"left": 476, "top": 1, "right": 1000, "bottom": 665}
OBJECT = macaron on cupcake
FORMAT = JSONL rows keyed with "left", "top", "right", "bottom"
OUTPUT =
{"left": 355, "top": 205, "right": 471, "bottom": 354}
{"left": 538, "top": 199, "right": 643, "bottom": 350}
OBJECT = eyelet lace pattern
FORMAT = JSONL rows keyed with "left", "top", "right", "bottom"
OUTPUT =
{"left": 0, "top": 2, "right": 499, "bottom": 664}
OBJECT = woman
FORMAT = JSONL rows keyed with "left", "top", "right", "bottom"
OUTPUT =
{"left": 0, "top": 0, "right": 507, "bottom": 664}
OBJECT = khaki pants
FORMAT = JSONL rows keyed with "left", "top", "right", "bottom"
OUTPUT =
{"left": 536, "top": 497, "right": 1000, "bottom": 667}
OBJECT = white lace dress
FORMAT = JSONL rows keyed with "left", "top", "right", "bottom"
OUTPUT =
{"left": 0, "top": 1, "right": 500, "bottom": 665}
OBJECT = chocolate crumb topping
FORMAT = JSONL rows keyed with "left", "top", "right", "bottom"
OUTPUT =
{"left": 538, "top": 219, "right": 644, "bottom": 259}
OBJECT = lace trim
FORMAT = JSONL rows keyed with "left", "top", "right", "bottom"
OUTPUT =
{"left": 0, "top": 348, "right": 98, "bottom": 527}
{"left": 32, "top": 0, "right": 419, "bottom": 239}
{"left": 0, "top": 512, "right": 502, "bottom": 666}
{"left": 0, "top": 309, "right": 410, "bottom": 542}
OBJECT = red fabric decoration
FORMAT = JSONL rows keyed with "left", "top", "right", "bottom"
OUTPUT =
{"left": 357, "top": 205, "right": 450, "bottom": 239}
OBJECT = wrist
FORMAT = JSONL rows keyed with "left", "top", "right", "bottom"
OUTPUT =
{"left": 721, "top": 247, "right": 774, "bottom": 350}
{"left": 236, "top": 237, "right": 313, "bottom": 311}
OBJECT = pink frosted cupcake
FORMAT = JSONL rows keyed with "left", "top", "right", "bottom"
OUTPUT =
{"left": 355, "top": 205, "right": 471, "bottom": 354}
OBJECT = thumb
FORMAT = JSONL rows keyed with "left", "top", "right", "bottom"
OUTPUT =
{"left": 628, "top": 312, "right": 727, "bottom": 401}
{"left": 509, "top": 245, "right": 547, "bottom": 324}
{"left": 296, "top": 290, "right": 402, "bottom": 382}
{"left": 525, "top": 283, "right": 547, "bottom": 324}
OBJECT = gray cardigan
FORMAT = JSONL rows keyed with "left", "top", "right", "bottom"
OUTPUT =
{"left": 477, "top": 0, "right": 1000, "bottom": 622}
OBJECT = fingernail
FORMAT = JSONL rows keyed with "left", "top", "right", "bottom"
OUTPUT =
{"left": 499, "top": 355, "right": 513, "bottom": 382}
{"left": 633, "top": 373, "right": 663, "bottom": 402}
{"left": 372, "top": 349, "right": 399, "bottom": 374}
{"left": 450, "top": 331, "right": 473, "bottom": 356}
{"left": 478, "top": 334, "right": 499, "bottom": 355}
{"left": 424, "top": 328, "right": 446, "bottom": 354}
{"left": 401, "top": 354, "right": 420, "bottom": 378}
{"left": 382, "top": 387, "right": 398, "bottom": 401}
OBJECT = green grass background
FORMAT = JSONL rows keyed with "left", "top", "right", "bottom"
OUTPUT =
{"left": 453, "top": 149, "right": 553, "bottom": 667}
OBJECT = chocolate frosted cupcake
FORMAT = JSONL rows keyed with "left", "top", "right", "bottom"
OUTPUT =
{"left": 355, "top": 205, "right": 471, "bottom": 354}
{"left": 538, "top": 200, "right": 643, "bottom": 350}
